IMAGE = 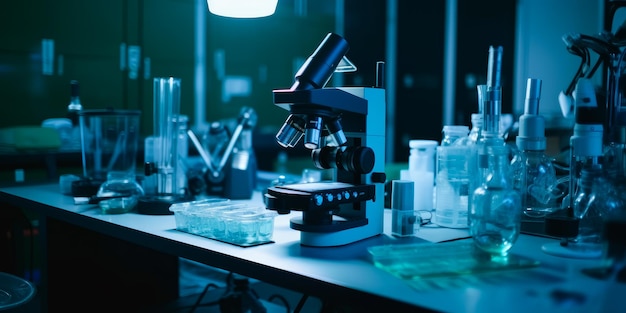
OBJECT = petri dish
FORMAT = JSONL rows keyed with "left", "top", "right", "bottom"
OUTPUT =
{"left": 0, "top": 272, "right": 36, "bottom": 310}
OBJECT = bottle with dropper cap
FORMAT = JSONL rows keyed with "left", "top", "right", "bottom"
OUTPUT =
{"left": 510, "top": 78, "right": 559, "bottom": 217}
{"left": 66, "top": 80, "right": 83, "bottom": 150}
{"left": 67, "top": 80, "right": 83, "bottom": 126}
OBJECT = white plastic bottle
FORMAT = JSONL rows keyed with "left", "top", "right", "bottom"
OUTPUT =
{"left": 402, "top": 140, "right": 438, "bottom": 212}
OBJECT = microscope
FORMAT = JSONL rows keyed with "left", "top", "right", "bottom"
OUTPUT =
{"left": 264, "top": 33, "right": 387, "bottom": 247}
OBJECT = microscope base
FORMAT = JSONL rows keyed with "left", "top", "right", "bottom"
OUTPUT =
{"left": 290, "top": 216, "right": 367, "bottom": 233}
{"left": 298, "top": 222, "right": 382, "bottom": 247}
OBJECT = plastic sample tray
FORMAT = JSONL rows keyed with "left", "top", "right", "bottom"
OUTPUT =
{"left": 170, "top": 198, "right": 278, "bottom": 247}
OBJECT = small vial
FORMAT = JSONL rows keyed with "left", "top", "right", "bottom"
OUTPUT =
{"left": 391, "top": 180, "right": 421, "bottom": 237}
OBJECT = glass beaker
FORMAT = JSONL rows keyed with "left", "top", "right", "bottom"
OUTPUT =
{"left": 79, "top": 109, "right": 141, "bottom": 183}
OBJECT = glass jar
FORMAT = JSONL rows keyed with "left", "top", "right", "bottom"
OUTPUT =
{"left": 470, "top": 145, "right": 521, "bottom": 257}
{"left": 440, "top": 125, "right": 470, "bottom": 147}
{"left": 435, "top": 126, "right": 474, "bottom": 228}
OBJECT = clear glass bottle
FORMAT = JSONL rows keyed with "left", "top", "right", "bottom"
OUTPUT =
{"left": 511, "top": 78, "right": 559, "bottom": 217}
{"left": 470, "top": 145, "right": 521, "bottom": 257}
{"left": 435, "top": 125, "right": 474, "bottom": 228}
{"left": 510, "top": 150, "right": 559, "bottom": 217}
{"left": 572, "top": 165, "right": 604, "bottom": 247}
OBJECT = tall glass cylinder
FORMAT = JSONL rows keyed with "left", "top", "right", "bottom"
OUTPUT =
{"left": 153, "top": 77, "right": 182, "bottom": 195}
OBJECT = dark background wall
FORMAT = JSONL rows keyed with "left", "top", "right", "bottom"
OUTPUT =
{"left": 0, "top": 0, "right": 517, "bottom": 171}
{"left": 342, "top": 0, "right": 515, "bottom": 162}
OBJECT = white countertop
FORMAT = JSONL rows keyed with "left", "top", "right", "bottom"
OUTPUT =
{"left": 1, "top": 183, "right": 623, "bottom": 312}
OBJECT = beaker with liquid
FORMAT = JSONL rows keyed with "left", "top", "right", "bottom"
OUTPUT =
{"left": 74, "top": 109, "right": 141, "bottom": 196}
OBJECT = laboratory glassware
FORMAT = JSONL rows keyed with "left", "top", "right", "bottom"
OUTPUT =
{"left": 470, "top": 145, "right": 522, "bottom": 257}
{"left": 97, "top": 171, "right": 145, "bottom": 214}
{"left": 74, "top": 109, "right": 141, "bottom": 197}
{"left": 435, "top": 125, "right": 474, "bottom": 228}
{"left": 510, "top": 78, "right": 559, "bottom": 217}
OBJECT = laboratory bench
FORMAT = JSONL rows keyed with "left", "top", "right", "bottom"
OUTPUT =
{"left": 0, "top": 182, "right": 624, "bottom": 313}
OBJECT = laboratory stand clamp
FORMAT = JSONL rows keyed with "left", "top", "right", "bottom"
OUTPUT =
{"left": 186, "top": 106, "right": 258, "bottom": 201}
{"left": 264, "top": 33, "right": 387, "bottom": 247}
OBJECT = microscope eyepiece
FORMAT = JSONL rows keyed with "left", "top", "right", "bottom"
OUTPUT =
{"left": 291, "top": 33, "right": 349, "bottom": 91}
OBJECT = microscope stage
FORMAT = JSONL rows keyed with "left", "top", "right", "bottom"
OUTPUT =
{"left": 265, "top": 181, "right": 375, "bottom": 213}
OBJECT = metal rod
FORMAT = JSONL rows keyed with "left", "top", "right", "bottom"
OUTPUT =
{"left": 187, "top": 129, "right": 216, "bottom": 173}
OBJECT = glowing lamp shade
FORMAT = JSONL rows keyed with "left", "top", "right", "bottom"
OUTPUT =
{"left": 207, "top": 0, "right": 278, "bottom": 18}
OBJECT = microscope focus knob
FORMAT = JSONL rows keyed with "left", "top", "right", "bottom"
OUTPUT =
{"left": 312, "top": 146, "right": 375, "bottom": 174}
{"left": 344, "top": 146, "right": 375, "bottom": 174}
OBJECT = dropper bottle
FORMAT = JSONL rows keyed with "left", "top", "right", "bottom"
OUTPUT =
{"left": 567, "top": 78, "right": 604, "bottom": 210}
{"left": 542, "top": 79, "right": 604, "bottom": 258}
{"left": 67, "top": 80, "right": 83, "bottom": 126}
{"left": 66, "top": 80, "right": 83, "bottom": 150}
{"left": 468, "top": 113, "right": 483, "bottom": 144}
{"left": 510, "top": 78, "right": 559, "bottom": 217}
